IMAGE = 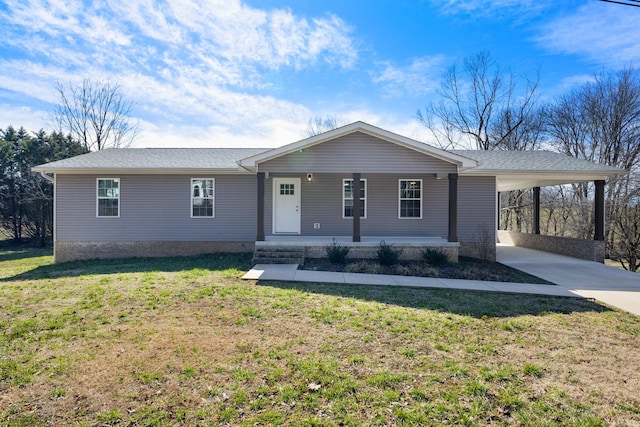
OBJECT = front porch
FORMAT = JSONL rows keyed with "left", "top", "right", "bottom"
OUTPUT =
{"left": 254, "top": 236, "right": 459, "bottom": 264}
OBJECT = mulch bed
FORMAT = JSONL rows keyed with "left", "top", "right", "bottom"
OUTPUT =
{"left": 301, "top": 256, "right": 554, "bottom": 284}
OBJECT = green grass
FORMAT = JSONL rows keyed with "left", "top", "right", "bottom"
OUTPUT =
{"left": 1, "top": 247, "right": 640, "bottom": 426}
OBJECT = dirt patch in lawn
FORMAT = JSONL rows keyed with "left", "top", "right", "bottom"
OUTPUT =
{"left": 302, "top": 256, "right": 554, "bottom": 284}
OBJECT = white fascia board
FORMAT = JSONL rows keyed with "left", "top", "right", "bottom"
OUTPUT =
{"left": 238, "top": 121, "right": 478, "bottom": 169}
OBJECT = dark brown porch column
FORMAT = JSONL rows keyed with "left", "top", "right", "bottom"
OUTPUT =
{"left": 533, "top": 187, "right": 540, "bottom": 235}
{"left": 448, "top": 173, "right": 458, "bottom": 242}
{"left": 257, "top": 172, "right": 265, "bottom": 241}
{"left": 353, "top": 173, "right": 361, "bottom": 242}
{"left": 594, "top": 180, "right": 605, "bottom": 241}
{"left": 497, "top": 191, "right": 501, "bottom": 230}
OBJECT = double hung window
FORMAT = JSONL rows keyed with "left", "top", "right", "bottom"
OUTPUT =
{"left": 399, "top": 179, "right": 422, "bottom": 219}
{"left": 97, "top": 178, "right": 120, "bottom": 217}
{"left": 192, "top": 178, "right": 214, "bottom": 217}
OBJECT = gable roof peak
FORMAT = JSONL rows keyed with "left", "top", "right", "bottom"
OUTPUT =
{"left": 238, "top": 120, "right": 477, "bottom": 170}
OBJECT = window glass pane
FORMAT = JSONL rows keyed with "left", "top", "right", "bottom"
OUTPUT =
{"left": 344, "top": 199, "right": 353, "bottom": 217}
{"left": 98, "top": 199, "right": 119, "bottom": 217}
{"left": 401, "top": 200, "right": 420, "bottom": 218}
{"left": 193, "top": 199, "right": 213, "bottom": 217}
{"left": 343, "top": 180, "right": 353, "bottom": 199}
{"left": 280, "top": 183, "right": 294, "bottom": 195}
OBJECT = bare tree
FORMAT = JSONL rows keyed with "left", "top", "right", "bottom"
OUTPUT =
{"left": 419, "top": 52, "right": 542, "bottom": 231}
{"left": 52, "top": 79, "right": 138, "bottom": 151}
{"left": 305, "top": 115, "right": 348, "bottom": 137}
{"left": 546, "top": 68, "right": 640, "bottom": 269}
{"left": 418, "top": 51, "right": 539, "bottom": 150}
{"left": 546, "top": 69, "right": 640, "bottom": 239}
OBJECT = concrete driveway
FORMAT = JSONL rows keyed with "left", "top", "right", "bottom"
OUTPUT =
{"left": 497, "top": 244, "right": 640, "bottom": 316}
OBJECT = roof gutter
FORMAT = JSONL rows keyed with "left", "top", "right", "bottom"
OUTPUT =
{"left": 39, "top": 171, "right": 55, "bottom": 183}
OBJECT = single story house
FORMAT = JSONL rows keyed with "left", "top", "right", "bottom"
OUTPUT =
{"left": 33, "top": 121, "right": 624, "bottom": 263}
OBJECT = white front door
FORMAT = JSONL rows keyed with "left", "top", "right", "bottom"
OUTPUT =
{"left": 273, "top": 178, "right": 301, "bottom": 234}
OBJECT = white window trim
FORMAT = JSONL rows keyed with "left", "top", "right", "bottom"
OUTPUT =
{"left": 96, "top": 178, "right": 120, "bottom": 218}
{"left": 342, "top": 178, "right": 367, "bottom": 219}
{"left": 398, "top": 179, "right": 422, "bottom": 219}
{"left": 191, "top": 178, "right": 215, "bottom": 218}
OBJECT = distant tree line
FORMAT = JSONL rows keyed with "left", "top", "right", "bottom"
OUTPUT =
{"left": 0, "top": 127, "right": 87, "bottom": 244}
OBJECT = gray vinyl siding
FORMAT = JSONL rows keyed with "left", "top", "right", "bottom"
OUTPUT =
{"left": 56, "top": 174, "right": 256, "bottom": 241}
{"left": 265, "top": 173, "right": 449, "bottom": 238}
{"left": 458, "top": 176, "right": 496, "bottom": 242}
{"left": 260, "top": 132, "right": 457, "bottom": 174}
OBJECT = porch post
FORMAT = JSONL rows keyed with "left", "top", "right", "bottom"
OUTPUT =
{"left": 533, "top": 187, "right": 540, "bottom": 235}
{"left": 353, "top": 173, "right": 361, "bottom": 242}
{"left": 257, "top": 172, "right": 265, "bottom": 241}
{"left": 497, "top": 191, "right": 501, "bottom": 230}
{"left": 448, "top": 173, "right": 458, "bottom": 242}
{"left": 594, "top": 180, "right": 605, "bottom": 241}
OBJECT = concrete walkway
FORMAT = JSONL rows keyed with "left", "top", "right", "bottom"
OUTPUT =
{"left": 242, "top": 263, "right": 578, "bottom": 298}
{"left": 242, "top": 245, "right": 640, "bottom": 316}
{"left": 496, "top": 244, "right": 640, "bottom": 316}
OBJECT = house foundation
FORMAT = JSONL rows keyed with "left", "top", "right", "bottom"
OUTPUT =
{"left": 55, "top": 241, "right": 254, "bottom": 263}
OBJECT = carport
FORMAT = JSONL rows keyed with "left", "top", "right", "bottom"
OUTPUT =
{"left": 454, "top": 150, "right": 626, "bottom": 262}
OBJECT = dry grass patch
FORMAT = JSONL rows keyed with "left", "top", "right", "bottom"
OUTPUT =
{"left": 1, "top": 248, "right": 639, "bottom": 426}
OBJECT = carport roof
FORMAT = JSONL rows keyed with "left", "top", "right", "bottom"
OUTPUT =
{"left": 453, "top": 150, "right": 626, "bottom": 191}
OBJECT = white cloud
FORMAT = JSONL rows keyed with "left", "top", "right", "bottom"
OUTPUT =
{"left": 537, "top": 3, "right": 640, "bottom": 68}
{"left": 433, "top": 0, "right": 552, "bottom": 19}
{"left": 0, "top": 0, "right": 357, "bottom": 145}
{"left": 0, "top": 104, "right": 49, "bottom": 132}
{"left": 135, "top": 117, "right": 309, "bottom": 148}
{"left": 371, "top": 56, "right": 446, "bottom": 98}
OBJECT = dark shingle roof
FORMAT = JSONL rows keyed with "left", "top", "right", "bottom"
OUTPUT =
{"left": 33, "top": 146, "right": 625, "bottom": 177}
{"left": 451, "top": 150, "right": 623, "bottom": 174}
{"left": 33, "top": 148, "right": 271, "bottom": 171}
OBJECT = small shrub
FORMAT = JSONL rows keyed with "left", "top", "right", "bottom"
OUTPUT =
{"left": 473, "top": 222, "right": 494, "bottom": 261}
{"left": 376, "top": 241, "right": 403, "bottom": 266}
{"left": 422, "top": 248, "right": 450, "bottom": 267}
{"left": 324, "top": 238, "right": 350, "bottom": 264}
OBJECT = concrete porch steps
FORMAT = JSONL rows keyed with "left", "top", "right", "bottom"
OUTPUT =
{"left": 253, "top": 246, "right": 305, "bottom": 265}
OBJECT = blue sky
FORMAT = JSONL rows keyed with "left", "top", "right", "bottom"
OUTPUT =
{"left": 1, "top": 0, "right": 639, "bottom": 148}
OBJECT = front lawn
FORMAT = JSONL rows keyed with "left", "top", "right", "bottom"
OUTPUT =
{"left": 1, "top": 248, "right": 639, "bottom": 426}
